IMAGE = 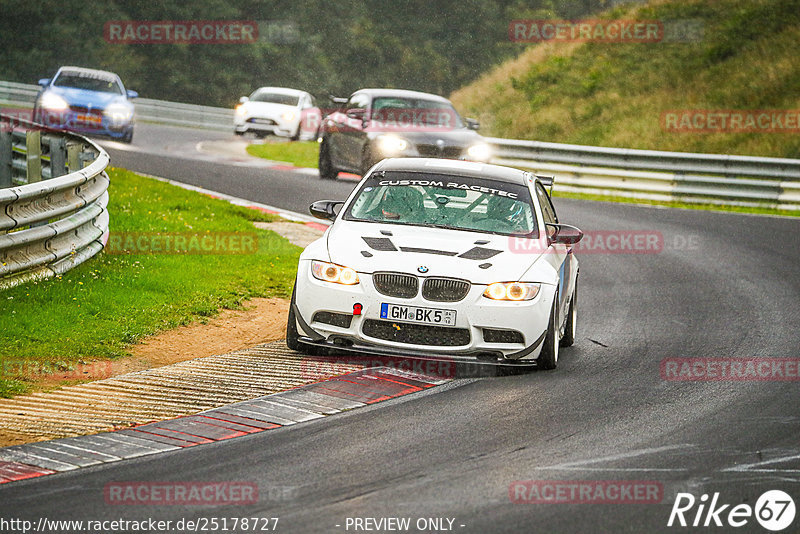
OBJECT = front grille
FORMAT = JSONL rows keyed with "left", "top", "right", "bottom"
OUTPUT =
{"left": 248, "top": 118, "right": 276, "bottom": 125}
{"left": 362, "top": 319, "right": 470, "bottom": 346}
{"left": 312, "top": 311, "right": 353, "bottom": 328}
{"left": 422, "top": 277, "right": 470, "bottom": 302}
{"left": 442, "top": 147, "right": 463, "bottom": 158}
{"left": 483, "top": 328, "right": 525, "bottom": 344}
{"left": 373, "top": 272, "right": 418, "bottom": 299}
{"left": 415, "top": 144, "right": 463, "bottom": 159}
{"left": 416, "top": 144, "right": 441, "bottom": 157}
{"left": 69, "top": 105, "right": 103, "bottom": 116}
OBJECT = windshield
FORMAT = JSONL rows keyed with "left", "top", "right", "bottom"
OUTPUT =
{"left": 53, "top": 72, "right": 123, "bottom": 94}
{"left": 371, "top": 97, "right": 463, "bottom": 129}
{"left": 344, "top": 171, "right": 537, "bottom": 237}
{"left": 250, "top": 90, "right": 300, "bottom": 106}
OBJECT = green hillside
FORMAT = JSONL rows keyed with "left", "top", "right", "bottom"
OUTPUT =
{"left": 450, "top": 0, "right": 800, "bottom": 158}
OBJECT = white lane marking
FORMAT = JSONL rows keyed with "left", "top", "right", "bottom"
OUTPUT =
{"left": 533, "top": 467, "right": 690, "bottom": 472}
{"left": 722, "top": 452, "right": 800, "bottom": 473}
{"left": 96, "top": 140, "right": 145, "bottom": 153}
{"left": 132, "top": 171, "right": 329, "bottom": 226}
{"left": 530, "top": 444, "right": 693, "bottom": 470}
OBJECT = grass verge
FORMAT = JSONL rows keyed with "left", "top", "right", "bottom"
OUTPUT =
{"left": 246, "top": 140, "right": 319, "bottom": 168}
{"left": 0, "top": 167, "right": 300, "bottom": 397}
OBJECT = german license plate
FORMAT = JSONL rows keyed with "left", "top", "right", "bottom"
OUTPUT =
{"left": 77, "top": 114, "right": 101, "bottom": 124}
{"left": 380, "top": 303, "right": 456, "bottom": 326}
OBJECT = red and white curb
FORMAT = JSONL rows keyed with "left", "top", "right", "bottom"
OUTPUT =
{"left": 0, "top": 368, "right": 448, "bottom": 484}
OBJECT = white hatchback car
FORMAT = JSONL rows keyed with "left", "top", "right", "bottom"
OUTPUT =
{"left": 288, "top": 158, "right": 584, "bottom": 369}
{"left": 234, "top": 87, "right": 320, "bottom": 140}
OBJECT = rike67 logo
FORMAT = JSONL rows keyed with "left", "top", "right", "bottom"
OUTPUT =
{"left": 668, "top": 490, "right": 795, "bottom": 531}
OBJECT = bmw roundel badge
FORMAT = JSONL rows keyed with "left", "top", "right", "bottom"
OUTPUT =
{"left": 418, "top": 265, "right": 429, "bottom": 273}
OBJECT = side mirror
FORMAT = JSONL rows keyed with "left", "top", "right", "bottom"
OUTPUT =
{"left": 239, "top": 96, "right": 249, "bottom": 104}
{"left": 546, "top": 223, "right": 583, "bottom": 246}
{"left": 466, "top": 118, "right": 480, "bottom": 130}
{"left": 126, "top": 90, "right": 139, "bottom": 99}
{"left": 310, "top": 200, "right": 344, "bottom": 221}
{"left": 38, "top": 78, "right": 50, "bottom": 87}
{"left": 346, "top": 108, "right": 366, "bottom": 120}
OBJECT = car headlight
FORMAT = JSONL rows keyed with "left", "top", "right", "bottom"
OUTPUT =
{"left": 311, "top": 260, "right": 360, "bottom": 285}
{"left": 39, "top": 92, "right": 68, "bottom": 111}
{"left": 104, "top": 104, "right": 133, "bottom": 122}
{"left": 483, "top": 282, "right": 540, "bottom": 301}
{"left": 282, "top": 110, "right": 296, "bottom": 121}
{"left": 235, "top": 104, "right": 247, "bottom": 116}
{"left": 466, "top": 142, "right": 491, "bottom": 162}
{"left": 376, "top": 134, "right": 409, "bottom": 154}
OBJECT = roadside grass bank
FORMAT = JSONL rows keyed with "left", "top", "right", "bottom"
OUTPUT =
{"left": 0, "top": 167, "right": 300, "bottom": 398}
{"left": 450, "top": 0, "right": 800, "bottom": 159}
{"left": 246, "top": 140, "right": 319, "bottom": 168}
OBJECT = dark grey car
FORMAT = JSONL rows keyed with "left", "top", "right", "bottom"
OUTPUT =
{"left": 317, "top": 88, "right": 491, "bottom": 179}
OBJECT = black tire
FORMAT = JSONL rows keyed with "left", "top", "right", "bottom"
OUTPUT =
{"left": 560, "top": 280, "right": 577, "bottom": 347}
{"left": 360, "top": 146, "right": 375, "bottom": 177}
{"left": 121, "top": 130, "right": 133, "bottom": 144}
{"left": 289, "top": 125, "right": 300, "bottom": 141}
{"left": 234, "top": 129, "right": 244, "bottom": 136}
{"left": 537, "top": 297, "right": 560, "bottom": 370}
{"left": 318, "top": 138, "right": 338, "bottom": 180}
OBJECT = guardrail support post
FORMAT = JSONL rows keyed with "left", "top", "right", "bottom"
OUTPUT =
{"left": 26, "top": 130, "right": 41, "bottom": 183}
{"left": 49, "top": 137, "right": 67, "bottom": 178}
{"left": 0, "top": 130, "right": 11, "bottom": 188}
{"left": 67, "top": 142, "right": 80, "bottom": 172}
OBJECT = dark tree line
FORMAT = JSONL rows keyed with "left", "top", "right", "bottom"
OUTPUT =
{"left": 0, "top": 0, "right": 616, "bottom": 107}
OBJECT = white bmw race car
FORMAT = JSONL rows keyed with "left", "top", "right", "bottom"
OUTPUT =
{"left": 287, "top": 158, "right": 583, "bottom": 369}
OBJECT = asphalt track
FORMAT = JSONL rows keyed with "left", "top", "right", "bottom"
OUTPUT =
{"left": 1, "top": 124, "right": 799, "bottom": 533}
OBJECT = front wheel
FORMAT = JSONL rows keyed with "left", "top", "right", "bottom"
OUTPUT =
{"left": 318, "top": 138, "right": 338, "bottom": 180}
{"left": 560, "top": 280, "right": 577, "bottom": 347}
{"left": 360, "top": 146, "right": 376, "bottom": 177}
{"left": 537, "top": 297, "right": 560, "bottom": 370}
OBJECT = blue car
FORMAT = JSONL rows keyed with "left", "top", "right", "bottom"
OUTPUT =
{"left": 33, "top": 66, "right": 137, "bottom": 143}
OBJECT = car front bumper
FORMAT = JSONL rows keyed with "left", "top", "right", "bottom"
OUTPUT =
{"left": 293, "top": 260, "right": 556, "bottom": 363}
{"left": 235, "top": 115, "right": 297, "bottom": 137}
{"left": 38, "top": 110, "right": 132, "bottom": 139}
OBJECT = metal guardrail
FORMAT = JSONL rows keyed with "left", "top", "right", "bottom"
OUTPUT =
{"left": 488, "top": 141, "right": 800, "bottom": 210}
{"left": 3, "top": 79, "right": 799, "bottom": 209}
{"left": 0, "top": 80, "right": 233, "bottom": 131}
{"left": 0, "top": 114, "right": 110, "bottom": 289}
